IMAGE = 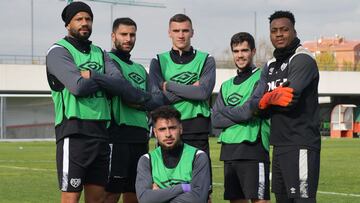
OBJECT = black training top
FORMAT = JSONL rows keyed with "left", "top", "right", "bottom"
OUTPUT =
{"left": 260, "top": 38, "right": 321, "bottom": 150}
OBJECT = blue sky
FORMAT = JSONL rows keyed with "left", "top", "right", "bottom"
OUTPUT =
{"left": 1, "top": 0, "right": 360, "bottom": 59}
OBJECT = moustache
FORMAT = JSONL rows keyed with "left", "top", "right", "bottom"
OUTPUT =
{"left": 79, "top": 26, "right": 90, "bottom": 31}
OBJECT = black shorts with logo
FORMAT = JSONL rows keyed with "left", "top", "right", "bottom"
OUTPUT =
{"left": 224, "top": 160, "right": 270, "bottom": 200}
{"left": 106, "top": 143, "right": 148, "bottom": 193}
{"left": 56, "top": 135, "right": 110, "bottom": 192}
{"left": 271, "top": 146, "right": 320, "bottom": 199}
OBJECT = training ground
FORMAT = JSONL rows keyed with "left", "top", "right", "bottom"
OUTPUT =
{"left": 0, "top": 137, "right": 359, "bottom": 203}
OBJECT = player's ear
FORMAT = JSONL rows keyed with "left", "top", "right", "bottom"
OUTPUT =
{"left": 179, "top": 124, "right": 183, "bottom": 135}
{"left": 168, "top": 24, "right": 171, "bottom": 38}
{"left": 153, "top": 128, "right": 158, "bottom": 139}
{"left": 111, "top": 32, "right": 115, "bottom": 43}
{"left": 252, "top": 48, "right": 256, "bottom": 56}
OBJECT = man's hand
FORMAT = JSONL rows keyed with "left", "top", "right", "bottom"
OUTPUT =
{"left": 80, "top": 70, "right": 90, "bottom": 79}
{"left": 152, "top": 183, "right": 160, "bottom": 190}
{"left": 162, "top": 82, "right": 167, "bottom": 92}
{"left": 192, "top": 81, "right": 200, "bottom": 86}
{"left": 259, "top": 86, "right": 294, "bottom": 109}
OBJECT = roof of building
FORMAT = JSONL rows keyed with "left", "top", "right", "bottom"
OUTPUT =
{"left": 303, "top": 36, "right": 360, "bottom": 52}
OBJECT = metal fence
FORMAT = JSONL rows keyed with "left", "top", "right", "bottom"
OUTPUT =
{"left": 0, "top": 55, "right": 154, "bottom": 67}
{"left": 0, "top": 55, "right": 46, "bottom": 65}
{"left": 0, "top": 96, "right": 55, "bottom": 139}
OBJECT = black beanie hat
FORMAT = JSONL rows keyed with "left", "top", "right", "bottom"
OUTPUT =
{"left": 61, "top": 1, "right": 93, "bottom": 26}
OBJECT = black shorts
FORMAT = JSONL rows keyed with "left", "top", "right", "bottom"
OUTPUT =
{"left": 224, "top": 160, "right": 270, "bottom": 200}
{"left": 56, "top": 135, "right": 110, "bottom": 192}
{"left": 182, "top": 137, "right": 209, "bottom": 156}
{"left": 271, "top": 147, "right": 320, "bottom": 199}
{"left": 106, "top": 143, "right": 148, "bottom": 193}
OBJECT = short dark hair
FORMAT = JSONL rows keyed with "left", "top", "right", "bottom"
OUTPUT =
{"left": 230, "top": 32, "right": 255, "bottom": 50}
{"left": 112, "top": 17, "right": 137, "bottom": 32}
{"left": 268, "top": 10, "right": 295, "bottom": 26}
{"left": 169, "top": 13, "right": 192, "bottom": 25}
{"left": 151, "top": 106, "right": 181, "bottom": 125}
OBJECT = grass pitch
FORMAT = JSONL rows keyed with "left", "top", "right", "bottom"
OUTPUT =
{"left": 0, "top": 137, "right": 359, "bottom": 202}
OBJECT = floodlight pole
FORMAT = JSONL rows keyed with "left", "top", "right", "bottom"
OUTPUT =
{"left": 110, "top": 4, "right": 114, "bottom": 48}
{"left": 254, "top": 11, "right": 257, "bottom": 43}
{"left": 31, "top": 0, "right": 34, "bottom": 63}
{"left": 254, "top": 11, "right": 257, "bottom": 63}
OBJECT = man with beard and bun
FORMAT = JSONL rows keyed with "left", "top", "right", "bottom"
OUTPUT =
{"left": 149, "top": 13, "right": 215, "bottom": 197}
{"left": 46, "top": 2, "right": 151, "bottom": 203}
{"left": 136, "top": 106, "right": 210, "bottom": 203}
{"left": 257, "top": 11, "right": 320, "bottom": 203}
{"left": 105, "top": 17, "right": 164, "bottom": 203}
{"left": 212, "top": 32, "right": 270, "bottom": 203}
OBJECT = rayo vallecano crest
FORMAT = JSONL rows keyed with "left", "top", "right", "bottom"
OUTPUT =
{"left": 70, "top": 178, "right": 81, "bottom": 188}
{"left": 280, "top": 63, "right": 288, "bottom": 71}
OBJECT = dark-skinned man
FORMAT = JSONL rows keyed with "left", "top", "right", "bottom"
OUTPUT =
{"left": 257, "top": 11, "right": 320, "bottom": 203}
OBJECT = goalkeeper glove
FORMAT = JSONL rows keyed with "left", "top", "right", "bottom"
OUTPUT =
{"left": 259, "top": 86, "right": 294, "bottom": 109}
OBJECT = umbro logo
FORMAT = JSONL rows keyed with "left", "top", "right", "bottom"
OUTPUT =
{"left": 290, "top": 187, "right": 296, "bottom": 194}
{"left": 79, "top": 61, "right": 102, "bottom": 72}
{"left": 226, "top": 93, "right": 243, "bottom": 106}
{"left": 170, "top": 72, "right": 198, "bottom": 85}
{"left": 128, "top": 72, "right": 145, "bottom": 85}
{"left": 70, "top": 178, "right": 81, "bottom": 188}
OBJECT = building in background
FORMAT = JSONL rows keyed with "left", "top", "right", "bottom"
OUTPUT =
{"left": 303, "top": 35, "right": 360, "bottom": 71}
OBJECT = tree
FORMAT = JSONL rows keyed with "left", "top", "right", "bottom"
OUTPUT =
{"left": 255, "top": 38, "right": 274, "bottom": 67}
{"left": 342, "top": 60, "right": 354, "bottom": 71}
{"left": 315, "top": 51, "right": 337, "bottom": 71}
{"left": 215, "top": 49, "right": 234, "bottom": 69}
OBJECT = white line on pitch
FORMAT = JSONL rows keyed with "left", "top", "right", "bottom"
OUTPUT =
{"left": 318, "top": 191, "right": 360, "bottom": 197}
{"left": 0, "top": 160, "right": 54, "bottom": 163}
{"left": 213, "top": 182, "right": 360, "bottom": 198}
{"left": 0, "top": 165, "right": 56, "bottom": 172}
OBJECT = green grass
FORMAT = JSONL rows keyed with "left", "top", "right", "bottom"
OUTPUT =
{"left": 0, "top": 137, "right": 359, "bottom": 202}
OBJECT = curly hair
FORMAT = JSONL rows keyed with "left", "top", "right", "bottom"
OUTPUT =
{"left": 150, "top": 106, "right": 181, "bottom": 124}
{"left": 268, "top": 10, "right": 295, "bottom": 26}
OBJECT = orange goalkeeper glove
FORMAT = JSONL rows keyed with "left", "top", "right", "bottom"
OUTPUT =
{"left": 259, "top": 86, "right": 294, "bottom": 110}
